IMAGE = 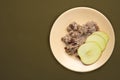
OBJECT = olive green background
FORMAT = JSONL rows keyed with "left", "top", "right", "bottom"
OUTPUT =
{"left": 0, "top": 0, "right": 120, "bottom": 80}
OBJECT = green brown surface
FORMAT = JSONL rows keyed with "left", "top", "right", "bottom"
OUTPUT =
{"left": 0, "top": 0, "right": 119, "bottom": 80}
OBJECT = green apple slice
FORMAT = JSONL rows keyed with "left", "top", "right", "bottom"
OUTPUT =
{"left": 78, "top": 42, "right": 101, "bottom": 65}
{"left": 86, "top": 34, "right": 106, "bottom": 51}
{"left": 93, "top": 31, "right": 109, "bottom": 44}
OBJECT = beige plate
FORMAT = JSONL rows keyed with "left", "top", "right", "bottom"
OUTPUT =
{"left": 50, "top": 7, "right": 115, "bottom": 72}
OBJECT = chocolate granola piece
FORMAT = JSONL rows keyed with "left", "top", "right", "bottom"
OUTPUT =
{"left": 61, "top": 35, "right": 72, "bottom": 45}
{"left": 69, "top": 31, "right": 81, "bottom": 38}
{"left": 67, "top": 22, "right": 79, "bottom": 32}
{"left": 84, "top": 21, "right": 99, "bottom": 33}
{"left": 65, "top": 44, "right": 79, "bottom": 55}
{"left": 61, "top": 21, "right": 99, "bottom": 56}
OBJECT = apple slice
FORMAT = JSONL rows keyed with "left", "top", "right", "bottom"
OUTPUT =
{"left": 78, "top": 42, "right": 101, "bottom": 65}
{"left": 86, "top": 34, "right": 106, "bottom": 51}
{"left": 93, "top": 31, "right": 109, "bottom": 44}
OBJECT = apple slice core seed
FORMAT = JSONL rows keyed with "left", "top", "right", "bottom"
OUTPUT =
{"left": 78, "top": 42, "right": 101, "bottom": 65}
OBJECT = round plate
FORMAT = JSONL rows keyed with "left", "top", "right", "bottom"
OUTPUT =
{"left": 50, "top": 7, "right": 115, "bottom": 72}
